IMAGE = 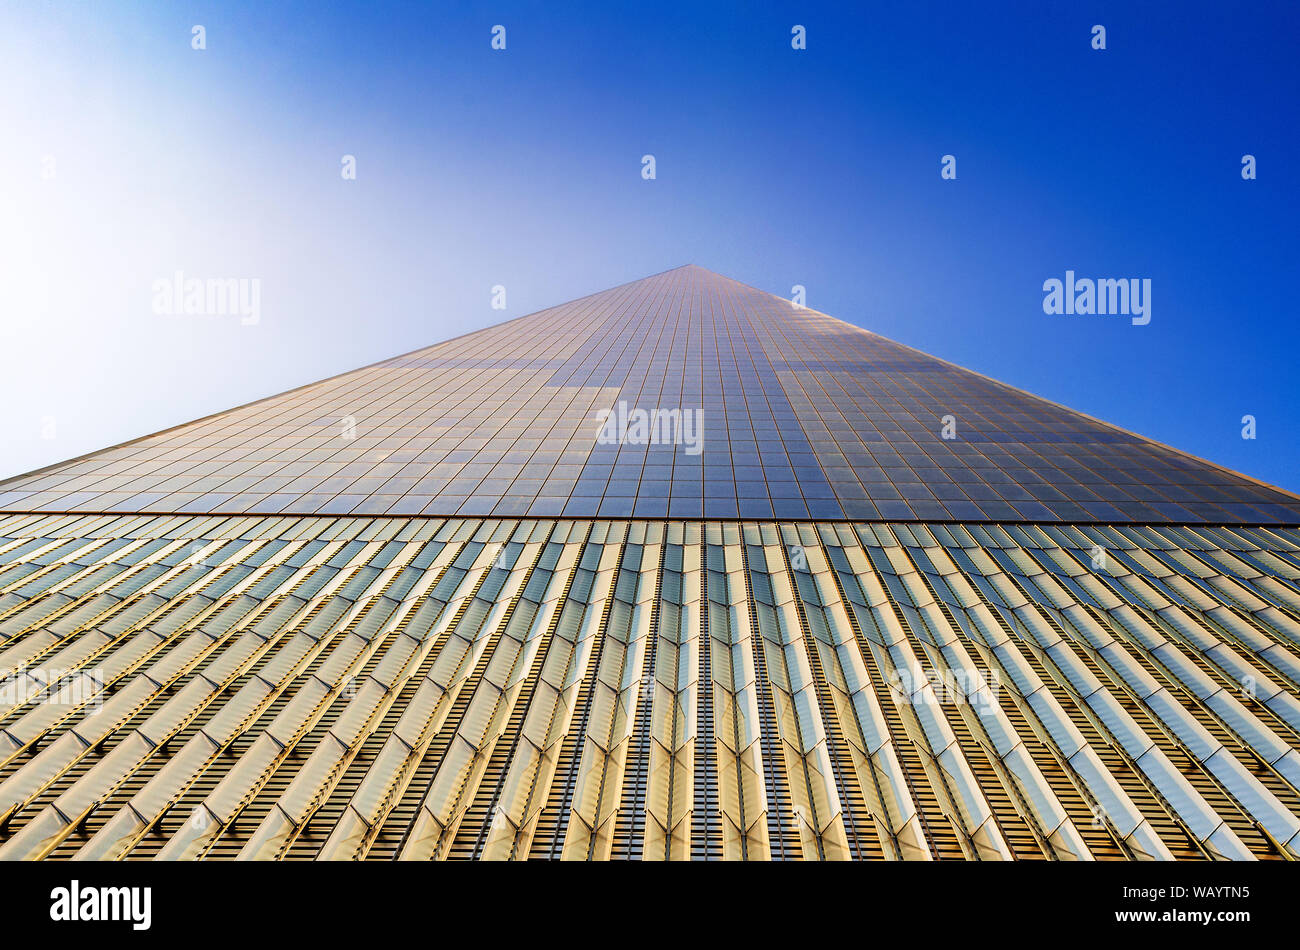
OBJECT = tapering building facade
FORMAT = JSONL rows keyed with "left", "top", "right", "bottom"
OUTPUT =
{"left": 1, "top": 265, "right": 1299, "bottom": 860}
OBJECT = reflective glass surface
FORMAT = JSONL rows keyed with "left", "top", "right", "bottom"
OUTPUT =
{"left": 1, "top": 265, "right": 1296, "bottom": 523}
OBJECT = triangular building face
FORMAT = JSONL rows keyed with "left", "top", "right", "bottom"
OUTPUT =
{"left": 2, "top": 265, "right": 1296, "bottom": 523}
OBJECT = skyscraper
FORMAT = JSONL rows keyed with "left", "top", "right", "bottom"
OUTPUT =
{"left": 1, "top": 265, "right": 1298, "bottom": 860}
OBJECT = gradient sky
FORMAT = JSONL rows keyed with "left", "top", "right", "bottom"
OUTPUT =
{"left": 2, "top": 0, "right": 1297, "bottom": 495}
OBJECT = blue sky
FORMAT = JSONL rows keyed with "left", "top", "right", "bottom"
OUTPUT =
{"left": 2, "top": 0, "right": 1297, "bottom": 494}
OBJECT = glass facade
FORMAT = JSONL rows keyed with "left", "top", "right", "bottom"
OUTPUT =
{"left": 2, "top": 265, "right": 1297, "bottom": 523}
